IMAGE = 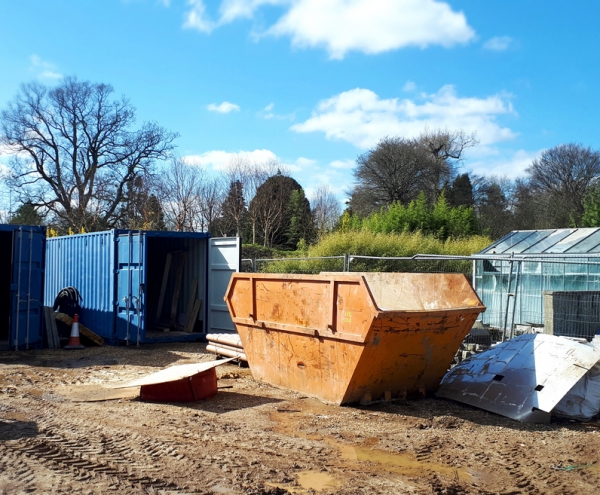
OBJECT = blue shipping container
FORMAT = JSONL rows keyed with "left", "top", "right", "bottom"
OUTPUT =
{"left": 0, "top": 225, "right": 46, "bottom": 350}
{"left": 45, "top": 230, "right": 240, "bottom": 345}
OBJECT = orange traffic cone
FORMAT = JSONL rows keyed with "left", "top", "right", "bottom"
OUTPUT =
{"left": 64, "top": 314, "right": 85, "bottom": 349}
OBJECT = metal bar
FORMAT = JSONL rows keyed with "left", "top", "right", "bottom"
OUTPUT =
{"left": 502, "top": 254, "right": 515, "bottom": 342}
{"left": 26, "top": 230, "right": 33, "bottom": 349}
{"left": 137, "top": 232, "right": 144, "bottom": 345}
{"left": 256, "top": 255, "right": 345, "bottom": 262}
{"left": 126, "top": 233, "right": 132, "bottom": 344}
{"left": 509, "top": 260, "right": 522, "bottom": 340}
{"left": 14, "top": 228, "right": 23, "bottom": 350}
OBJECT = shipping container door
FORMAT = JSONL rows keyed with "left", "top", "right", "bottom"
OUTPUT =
{"left": 11, "top": 227, "right": 45, "bottom": 349}
{"left": 116, "top": 232, "right": 145, "bottom": 344}
{"left": 207, "top": 237, "right": 240, "bottom": 333}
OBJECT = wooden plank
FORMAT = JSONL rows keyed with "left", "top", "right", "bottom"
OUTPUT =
{"left": 184, "top": 299, "right": 202, "bottom": 333}
{"left": 44, "top": 306, "right": 59, "bottom": 349}
{"left": 54, "top": 312, "right": 105, "bottom": 346}
{"left": 184, "top": 278, "right": 198, "bottom": 328}
{"left": 169, "top": 252, "right": 187, "bottom": 327}
{"left": 156, "top": 253, "right": 173, "bottom": 321}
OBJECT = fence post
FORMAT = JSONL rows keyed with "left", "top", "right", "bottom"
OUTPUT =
{"left": 502, "top": 253, "right": 516, "bottom": 342}
{"left": 343, "top": 253, "right": 349, "bottom": 272}
{"left": 508, "top": 260, "right": 522, "bottom": 340}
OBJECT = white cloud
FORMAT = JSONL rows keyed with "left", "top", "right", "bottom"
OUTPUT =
{"left": 184, "top": 0, "right": 475, "bottom": 58}
{"left": 207, "top": 101, "right": 240, "bottom": 113}
{"left": 219, "top": 0, "right": 286, "bottom": 23}
{"left": 291, "top": 86, "right": 517, "bottom": 149}
{"left": 257, "top": 102, "right": 295, "bottom": 121}
{"left": 403, "top": 81, "right": 417, "bottom": 92}
{"left": 29, "top": 55, "right": 62, "bottom": 80}
{"left": 184, "top": 149, "right": 280, "bottom": 170}
{"left": 183, "top": 0, "right": 215, "bottom": 33}
{"left": 469, "top": 149, "right": 540, "bottom": 179}
{"left": 268, "top": 0, "right": 475, "bottom": 59}
{"left": 330, "top": 159, "right": 355, "bottom": 169}
{"left": 483, "top": 36, "right": 514, "bottom": 51}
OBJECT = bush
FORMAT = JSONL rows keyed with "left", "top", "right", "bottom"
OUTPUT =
{"left": 259, "top": 231, "right": 491, "bottom": 274}
{"left": 343, "top": 192, "right": 479, "bottom": 240}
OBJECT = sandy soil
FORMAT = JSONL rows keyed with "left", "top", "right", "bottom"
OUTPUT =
{"left": 1, "top": 342, "right": 599, "bottom": 495}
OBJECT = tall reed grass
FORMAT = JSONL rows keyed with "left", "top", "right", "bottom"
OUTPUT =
{"left": 259, "top": 231, "right": 491, "bottom": 274}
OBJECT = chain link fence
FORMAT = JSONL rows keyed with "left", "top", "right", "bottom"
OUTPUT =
{"left": 241, "top": 253, "right": 600, "bottom": 345}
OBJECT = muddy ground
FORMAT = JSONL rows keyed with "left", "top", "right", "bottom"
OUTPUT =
{"left": 1, "top": 342, "right": 599, "bottom": 495}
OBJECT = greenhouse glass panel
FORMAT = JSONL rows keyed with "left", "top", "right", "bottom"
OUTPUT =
{"left": 545, "top": 229, "right": 597, "bottom": 253}
{"left": 564, "top": 229, "right": 600, "bottom": 253}
{"left": 506, "top": 230, "right": 554, "bottom": 253}
{"left": 484, "top": 231, "right": 536, "bottom": 254}
{"left": 522, "top": 229, "right": 573, "bottom": 253}
{"left": 522, "top": 261, "right": 541, "bottom": 274}
{"left": 564, "top": 275, "right": 587, "bottom": 291}
{"left": 565, "top": 261, "right": 588, "bottom": 275}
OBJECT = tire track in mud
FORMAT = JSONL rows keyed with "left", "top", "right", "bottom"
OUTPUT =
{"left": 2, "top": 397, "right": 197, "bottom": 494}
{"left": 2, "top": 434, "right": 192, "bottom": 494}
{"left": 496, "top": 445, "right": 579, "bottom": 495}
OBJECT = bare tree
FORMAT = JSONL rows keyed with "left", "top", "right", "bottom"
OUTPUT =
{"left": 352, "top": 136, "right": 429, "bottom": 212}
{"left": 350, "top": 129, "right": 478, "bottom": 216}
{"left": 0, "top": 77, "right": 177, "bottom": 231}
{"left": 526, "top": 143, "right": 600, "bottom": 227}
{"left": 116, "top": 173, "right": 167, "bottom": 230}
{"left": 417, "top": 128, "right": 478, "bottom": 202}
{"left": 157, "top": 158, "right": 205, "bottom": 231}
{"left": 310, "top": 185, "right": 341, "bottom": 237}
{"left": 197, "top": 175, "right": 225, "bottom": 232}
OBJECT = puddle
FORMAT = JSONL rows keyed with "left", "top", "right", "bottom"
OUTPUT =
{"left": 337, "top": 443, "right": 470, "bottom": 481}
{"left": 266, "top": 471, "right": 341, "bottom": 494}
{"left": 297, "top": 471, "right": 341, "bottom": 491}
{"left": 270, "top": 398, "right": 471, "bottom": 483}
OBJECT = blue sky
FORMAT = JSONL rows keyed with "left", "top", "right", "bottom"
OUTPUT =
{"left": 1, "top": 0, "right": 599, "bottom": 209}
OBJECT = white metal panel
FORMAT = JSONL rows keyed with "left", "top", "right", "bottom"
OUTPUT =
{"left": 437, "top": 334, "right": 600, "bottom": 423}
{"left": 207, "top": 237, "right": 240, "bottom": 333}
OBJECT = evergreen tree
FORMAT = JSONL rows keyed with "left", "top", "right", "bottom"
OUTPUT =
{"left": 249, "top": 173, "right": 311, "bottom": 248}
{"left": 581, "top": 185, "right": 600, "bottom": 227}
{"left": 446, "top": 173, "right": 474, "bottom": 207}
{"left": 220, "top": 180, "right": 247, "bottom": 237}
{"left": 476, "top": 182, "right": 513, "bottom": 239}
{"left": 9, "top": 202, "right": 44, "bottom": 225}
{"left": 286, "top": 189, "right": 316, "bottom": 249}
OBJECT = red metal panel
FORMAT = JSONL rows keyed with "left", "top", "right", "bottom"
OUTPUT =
{"left": 139, "top": 367, "right": 217, "bottom": 402}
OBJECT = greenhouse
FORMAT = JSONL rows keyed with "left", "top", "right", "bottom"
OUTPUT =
{"left": 474, "top": 228, "right": 600, "bottom": 340}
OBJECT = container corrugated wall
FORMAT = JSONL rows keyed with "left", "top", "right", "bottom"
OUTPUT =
{"left": 45, "top": 229, "right": 215, "bottom": 345}
{"left": 45, "top": 231, "right": 115, "bottom": 340}
{"left": 0, "top": 225, "right": 46, "bottom": 350}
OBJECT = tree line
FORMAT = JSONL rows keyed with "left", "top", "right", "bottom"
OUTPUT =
{"left": 2, "top": 78, "right": 600, "bottom": 247}
{"left": 347, "top": 135, "right": 600, "bottom": 240}
{"left": 0, "top": 78, "right": 340, "bottom": 247}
